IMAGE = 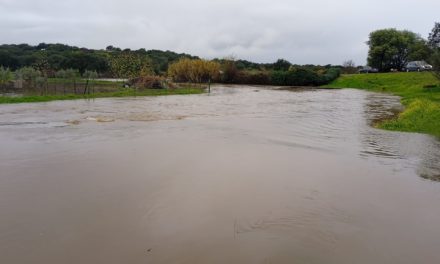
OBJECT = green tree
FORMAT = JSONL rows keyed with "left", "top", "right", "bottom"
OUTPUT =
{"left": 65, "top": 52, "right": 108, "bottom": 74}
{"left": 428, "top": 22, "right": 440, "bottom": 49}
{"left": 221, "top": 57, "right": 238, "bottom": 83}
{"left": 407, "top": 39, "right": 432, "bottom": 62}
{"left": 0, "top": 67, "right": 13, "bottom": 92}
{"left": 367, "top": 29, "right": 428, "bottom": 72}
{"left": 110, "top": 52, "right": 152, "bottom": 79}
{"left": 82, "top": 70, "right": 98, "bottom": 94}
{"left": 431, "top": 51, "right": 440, "bottom": 81}
{"left": 65, "top": 69, "right": 80, "bottom": 94}
{"left": 0, "top": 43, "right": 197, "bottom": 76}
{"left": 0, "top": 51, "right": 20, "bottom": 69}
{"left": 428, "top": 23, "right": 440, "bottom": 81}
{"left": 273, "top": 59, "right": 291, "bottom": 71}
{"left": 18, "top": 67, "right": 41, "bottom": 90}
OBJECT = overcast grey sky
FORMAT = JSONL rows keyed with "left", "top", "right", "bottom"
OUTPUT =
{"left": 1, "top": 0, "right": 439, "bottom": 65}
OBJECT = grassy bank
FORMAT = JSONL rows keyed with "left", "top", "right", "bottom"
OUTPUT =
{"left": 324, "top": 72, "right": 440, "bottom": 138}
{"left": 0, "top": 87, "right": 205, "bottom": 104}
{"left": 47, "top": 78, "right": 126, "bottom": 85}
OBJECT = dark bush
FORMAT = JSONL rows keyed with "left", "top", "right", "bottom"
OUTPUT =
{"left": 317, "top": 68, "right": 341, "bottom": 85}
{"left": 269, "top": 71, "right": 285, "bottom": 85}
{"left": 268, "top": 67, "right": 340, "bottom": 86}
{"left": 129, "top": 76, "right": 174, "bottom": 89}
{"left": 221, "top": 60, "right": 239, "bottom": 83}
{"left": 286, "top": 68, "right": 320, "bottom": 86}
{"left": 271, "top": 68, "right": 318, "bottom": 86}
{"left": 234, "top": 71, "right": 271, "bottom": 85}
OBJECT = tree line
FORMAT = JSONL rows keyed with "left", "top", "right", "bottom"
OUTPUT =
{"left": 0, "top": 43, "right": 197, "bottom": 75}
{"left": 166, "top": 58, "right": 340, "bottom": 86}
{"left": 2, "top": 21, "right": 440, "bottom": 88}
{"left": 367, "top": 22, "right": 440, "bottom": 74}
{"left": 0, "top": 43, "right": 342, "bottom": 88}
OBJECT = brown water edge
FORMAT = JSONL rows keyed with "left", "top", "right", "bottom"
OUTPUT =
{"left": 0, "top": 85, "right": 440, "bottom": 264}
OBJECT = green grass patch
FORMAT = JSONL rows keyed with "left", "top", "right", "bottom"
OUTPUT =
{"left": 47, "top": 78, "right": 125, "bottom": 85}
{"left": 0, "top": 87, "right": 205, "bottom": 104}
{"left": 324, "top": 72, "right": 440, "bottom": 137}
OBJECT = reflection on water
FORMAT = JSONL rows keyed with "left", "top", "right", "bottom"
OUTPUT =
{"left": 0, "top": 85, "right": 440, "bottom": 264}
{"left": 416, "top": 138, "right": 440, "bottom": 181}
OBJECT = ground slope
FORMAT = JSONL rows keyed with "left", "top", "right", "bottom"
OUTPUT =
{"left": 325, "top": 72, "right": 440, "bottom": 138}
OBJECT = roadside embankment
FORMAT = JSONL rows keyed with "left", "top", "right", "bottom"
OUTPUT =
{"left": 324, "top": 72, "right": 440, "bottom": 138}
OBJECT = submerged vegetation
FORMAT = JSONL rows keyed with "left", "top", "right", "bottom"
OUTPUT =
{"left": 0, "top": 87, "right": 204, "bottom": 104}
{"left": 325, "top": 72, "right": 440, "bottom": 137}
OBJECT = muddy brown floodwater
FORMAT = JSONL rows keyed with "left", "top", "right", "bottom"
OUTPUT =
{"left": 1, "top": 85, "right": 440, "bottom": 264}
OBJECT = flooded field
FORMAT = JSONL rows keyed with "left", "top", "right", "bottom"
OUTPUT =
{"left": 1, "top": 85, "right": 440, "bottom": 264}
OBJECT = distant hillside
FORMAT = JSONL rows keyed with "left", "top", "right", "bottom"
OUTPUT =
{"left": 0, "top": 43, "right": 344, "bottom": 87}
{"left": 0, "top": 43, "right": 198, "bottom": 75}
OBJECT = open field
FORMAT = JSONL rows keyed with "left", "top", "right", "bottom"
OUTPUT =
{"left": 0, "top": 87, "right": 205, "bottom": 104}
{"left": 325, "top": 72, "right": 440, "bottom": 138}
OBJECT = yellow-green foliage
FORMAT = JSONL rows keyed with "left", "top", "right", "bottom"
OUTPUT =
{"left": 110, "top": 52, "right": 152, "bottom": 78}
{"left": 168, "top": 58, "right": 220, "bottom": 83}
{"left": 325, "top": 72, "right": 440, "bottom": 137}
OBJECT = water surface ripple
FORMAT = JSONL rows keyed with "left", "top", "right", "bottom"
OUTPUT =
{"left": 1, "top": 85, "right": 439, "bottom": 264}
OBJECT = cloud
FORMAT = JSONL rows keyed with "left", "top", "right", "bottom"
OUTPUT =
{"left": 0, "top": 0, "right": 439, "bottom": 65}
